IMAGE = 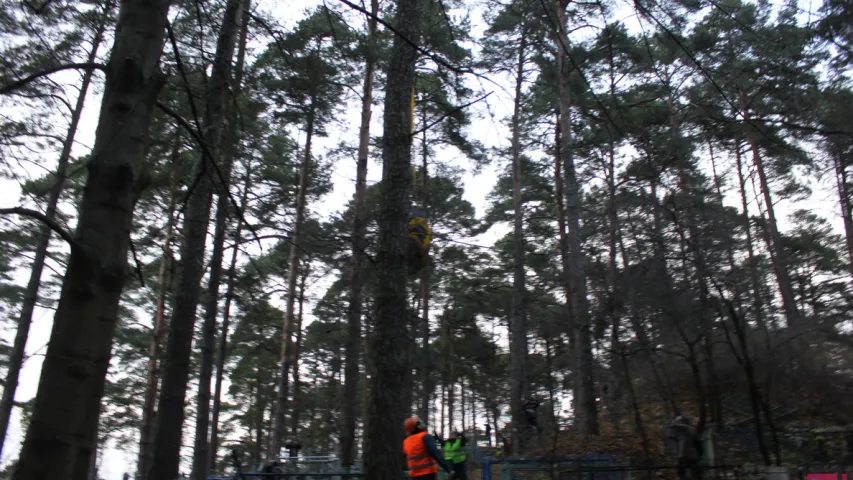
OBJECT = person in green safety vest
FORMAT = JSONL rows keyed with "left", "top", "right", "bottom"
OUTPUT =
{"left": 442, "top": 431, "right": 468, "bottom": 480}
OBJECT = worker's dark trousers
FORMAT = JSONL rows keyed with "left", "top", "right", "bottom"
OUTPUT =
{"left": 452, "top": 462, "right": 468, "bottom": 480}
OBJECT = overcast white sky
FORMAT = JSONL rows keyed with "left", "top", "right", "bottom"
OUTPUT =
{"left": 0, "top": 0, "right": 838, "bottom": 477}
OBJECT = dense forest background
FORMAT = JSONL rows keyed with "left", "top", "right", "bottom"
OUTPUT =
{"left": 0, "top": 0, "right": 851, "bottom": 477}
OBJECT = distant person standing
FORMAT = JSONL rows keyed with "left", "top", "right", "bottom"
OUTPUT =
{"left": 666, "top": 415, "right": 702, "bottom": 480}
{"left": 443, "top": 431, "right": 468, "bottom": 480}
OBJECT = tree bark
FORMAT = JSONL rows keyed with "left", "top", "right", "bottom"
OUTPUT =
{"left": 12, "top": 0, "right": 170, "bottom": 475}
{"left": 556, "top": 0, "right": 598, "bottom": 438}
{"left": 832, "top": 145, "right": 853, "bottom": 288}
{"left": 447, "top": 310, "right": 455, "bottom": 432}
{"left": 364, "top": 0, "right": 422, "bottom": 476}
{"left": 667, "top": 96, "right": 721, "bottom": 428}
{"left": 418, "top": 101, "right": 431, "bottom": 423}
{"left": 269, "top": 97, "right": 316, "bottom": 460}
{"left": 553, "top": 112, "right": 573, "bottom": 334}
{"left": 136, "top": 146, "right": 179, "bottom": 480}
{"left": 733, "top": 136, "right": 768, "bottom": 331}
{"left": 208, "top": 166, "right": 249, "bottom": 471}
{"left": 290, "top": 269, "right": 308, "bottom": 439}
{"left": 341, "top": 0, "right": 378, "bottom": 467}
{"left": 740, "top": 90, "right": 801, "bottom": 330}
{"left": 192, "top": 1, "right": 250, "bottom": 475}
{"left": 0, "top": 2, "right": 110, "bottom": 460}
{"left": 509, "top": 23, "right": 529, "bottom": 455}
{"left": 149, "top": 0, "right": 245, "bottom": 476}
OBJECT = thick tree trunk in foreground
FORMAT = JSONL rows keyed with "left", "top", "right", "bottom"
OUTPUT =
{"left": 0, "top": 4, "right": 110, "bottom": 460}
{"left": 556, "top": 0, "right": 598, "bottom": 438}
{"left": 149, "top": 0, "right": 246, "bottom": 476}
{"left": 12, "top": 0, "right": 170, "bottom": 475}
{"left": 341, "top": 0, "right": 377, "bottom": 467}
{"left": 364, "top": 0, "right": 422, "bottom": 476}
{"left": 136, "top": 151, "right": 179, "bottom": 480}
{"left": 269, "top": 99, "right": 316, "bottom": 460}
{"left": 509, "top": 25, "right": 528, "bottom": 455}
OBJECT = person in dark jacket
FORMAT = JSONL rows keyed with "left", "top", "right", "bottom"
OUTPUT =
{"left": 403, "top": 417, "right": 455, "bottom": 479}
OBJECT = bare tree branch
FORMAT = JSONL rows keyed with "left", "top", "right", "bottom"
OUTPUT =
{"left": 0, "top": 207, "right": 75, "bottom": 246}
{"left": 0, "top": 63, "right": 106, "bottom": 95}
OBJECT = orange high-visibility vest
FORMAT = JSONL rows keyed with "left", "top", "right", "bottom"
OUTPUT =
{"left": 403, "top": 431, "right": 439, "bottom": 477}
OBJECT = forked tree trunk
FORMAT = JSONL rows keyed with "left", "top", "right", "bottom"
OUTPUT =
{"left": 364, "top": 0, "right": 423, "bottom": 476}
{"left": 341, "top": 0, "right": 378, "bottom": 467}
{"left": 149, "top": 0, "right": 246, "bottom": 476}
{"left": 0, "top": 3, "right": 111, "bottom": 461}
{"left": 556, "top": 0, "right": 598, "bottom": 437}
{"left": 12, "top": 0, "right": 171, "bottom": 475}
{"left": 269, "top": 98, "right": 316, "bottom": 460}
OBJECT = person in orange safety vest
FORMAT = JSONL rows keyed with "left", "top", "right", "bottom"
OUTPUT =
{"left": 403, "top": 416, "right": 455, "bottom": 479}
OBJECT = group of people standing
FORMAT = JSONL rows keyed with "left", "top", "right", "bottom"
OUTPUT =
{"left": 403, "top": 417, "right": 469, "bottom": 480}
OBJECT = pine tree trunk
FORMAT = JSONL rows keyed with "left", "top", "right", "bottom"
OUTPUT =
{"left": 605, "top": 128, "right": 625, "bottom": 427}
{"left": 448, "top": 312, "right": 455, "bottom": 432}
{"left": 269, "top": 98, "right": 316, "bottom": 460}
{"left": 556, "top": 0, "right": 598, "bottom": 438}
{"left": 832, "top": 147, "right": 853, "bottom": 288}
{"left": 341, "top": 0, "right": 377, "bottom": 467}
{"left": 708, "top": 138, "right": 746, "bottom": 312}
{"left": 461, "top": 379, "right": 466, "bottom": 432}
{"left": 667, "top": 96, "right": 722, "bottom": 429}
{"left": 553, "top": 113, "right": 573, "bottom": 332}
{"left": 192, "top": 2, "right": 250, "bottom": 474}
{"left": 149, "top": 0, "right": 246, "bottom": 476}
{"left": 364, "top": 0, "right": 422, "bottom": 475}
{"left": 0, "top": 4, "right": 110, "bottom": 461}
{"left": 209, "top": 161, "right": 252, "bottom": 472}
{"left": 418, "top": 104, "right": 431, "bottom": 423}
{"left": 136, "top": 147, "right": 179, "bottom": 480}
{"left": 254, "top": 369, "right": 264, "bottom": 465}
{"left": 740, "top": 90, "right": 801, "bottom": 330}
{"left": 509, "top": 24, "right": 529, "bottom": 454}
{"left": 734, "top": 136, "right": 768, "bottom": 331}
{"left": 290, "top": 270, "right": 308, "bottom": 439}
{"left": 13, "top": 0, "right": 170, "bottom": 475}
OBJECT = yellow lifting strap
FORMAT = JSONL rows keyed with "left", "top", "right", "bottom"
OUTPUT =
{"left": 408, "top": 217, "right": 433, "bottom": 251}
